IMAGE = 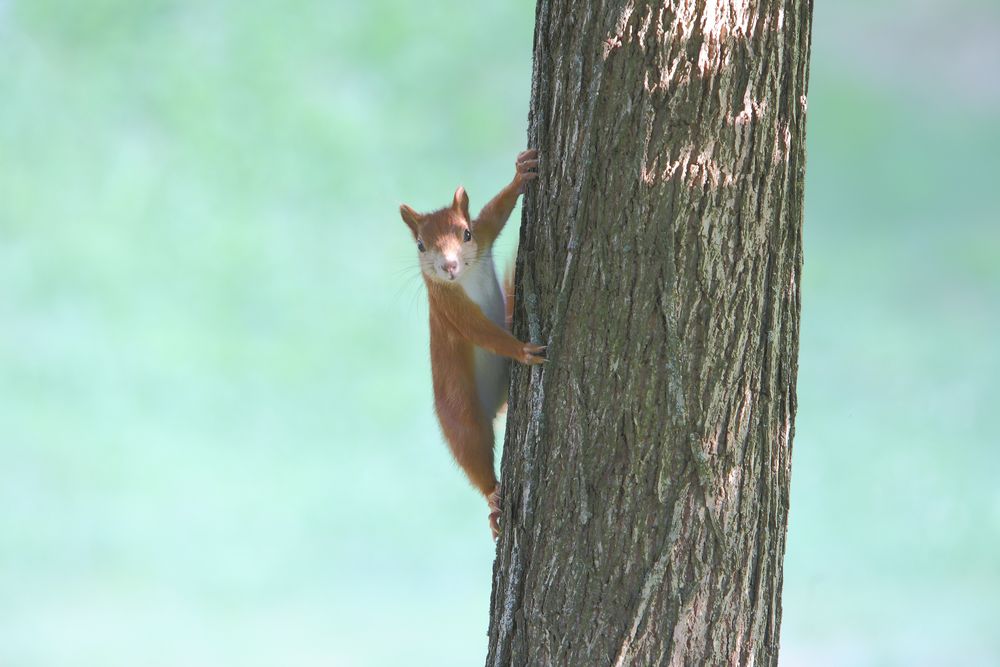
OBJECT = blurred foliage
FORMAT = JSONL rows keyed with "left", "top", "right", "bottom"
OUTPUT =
{"left": 0, "top": 0, "right": 997, "bottom": 665}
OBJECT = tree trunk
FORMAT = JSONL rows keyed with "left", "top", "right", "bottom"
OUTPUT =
{"left": 487, "top": 1, "right": 812, "bottom": 665}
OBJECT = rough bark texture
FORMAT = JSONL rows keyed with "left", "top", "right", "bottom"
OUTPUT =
{"left": 487, "top": 1, "right": 812, "bottom": 665}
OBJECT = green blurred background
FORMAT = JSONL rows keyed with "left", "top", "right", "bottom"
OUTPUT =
{"left": 1, "top": 0, "right": 997, "bottom": 665}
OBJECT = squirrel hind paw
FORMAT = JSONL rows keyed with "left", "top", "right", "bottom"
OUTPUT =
{"left": 488, "top": 489, "right": 502, "bottom": 540}
{"left": 489, "top": 510, "right": 500, "bottom": 540}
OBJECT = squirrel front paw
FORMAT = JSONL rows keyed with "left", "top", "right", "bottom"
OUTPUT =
{"left": 515, "top": 149, "right": 539, "bottom": 193}
{"left": 520, "top": 343, "right": 547, "bottom": 365}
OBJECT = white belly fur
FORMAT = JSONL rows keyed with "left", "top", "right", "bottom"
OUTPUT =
{"left": 458, "top": 251, "right": 509, "bottom": 418}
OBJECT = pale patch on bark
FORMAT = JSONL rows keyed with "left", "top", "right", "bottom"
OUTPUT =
{"left": 642, "top": 145, "right": 739, "bottom": 188}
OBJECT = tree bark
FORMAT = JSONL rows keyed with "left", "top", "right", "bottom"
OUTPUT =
{"left": 487, "top": 1, "right": 812, "bottom": 665}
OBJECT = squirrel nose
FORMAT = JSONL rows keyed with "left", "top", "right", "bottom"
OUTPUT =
{"left": 441, "top": 258, "right": 459, "bottom": 276}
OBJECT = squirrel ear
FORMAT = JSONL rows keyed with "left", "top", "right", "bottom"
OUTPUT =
{"left": 399, "top": 204, "right": 421, "bottom": 237}
{"left": 452, "top": 186, "right": 470, "bottom": 220}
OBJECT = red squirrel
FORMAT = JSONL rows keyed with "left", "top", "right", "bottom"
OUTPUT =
{"left": 399, "top": 149, "right": 544, "bottom": 539}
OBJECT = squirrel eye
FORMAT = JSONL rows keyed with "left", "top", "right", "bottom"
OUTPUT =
{"left": 417, "top": 239, "right": 426, "bottom": 252}
{"left": 463, "top": 228, "right": 472, "bottom": 242}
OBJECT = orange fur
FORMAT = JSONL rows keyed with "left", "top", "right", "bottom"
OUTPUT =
{"left": 399, "top": 150, "right": 541, "bottom": 533}
{"left": 428, "top": 322, "right": 497, "bottom": 494}
{"left": 427, "top": 282, "right": 541, "bottom": 364}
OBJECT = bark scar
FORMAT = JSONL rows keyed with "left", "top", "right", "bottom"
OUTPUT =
{"left": 613, "top": 551, "right": 670, "bottom": 666}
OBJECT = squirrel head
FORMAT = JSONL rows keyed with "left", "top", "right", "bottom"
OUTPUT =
{"left": 400, "top": 186, "right": 480, "bottom": 283}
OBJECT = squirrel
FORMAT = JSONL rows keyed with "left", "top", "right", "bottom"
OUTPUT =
{"left": 399, "top": 149, "right": 545, "bottom": 539}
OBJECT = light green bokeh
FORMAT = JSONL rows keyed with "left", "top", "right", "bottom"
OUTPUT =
{"left": 1, "top": 1, "right": 997, "bottom": 665}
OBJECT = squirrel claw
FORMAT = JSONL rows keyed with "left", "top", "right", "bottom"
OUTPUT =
{"left": 488, "top": 489, "right": 502, "bottom": 540}
{"left": 515, "top": 150, "right": 539, "bottom": 192}
{"left": 489, "top": 510, "right": 500, "bottom": 539}
{"left": 521, "top": 343, "right": 547, "bottom": 365}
